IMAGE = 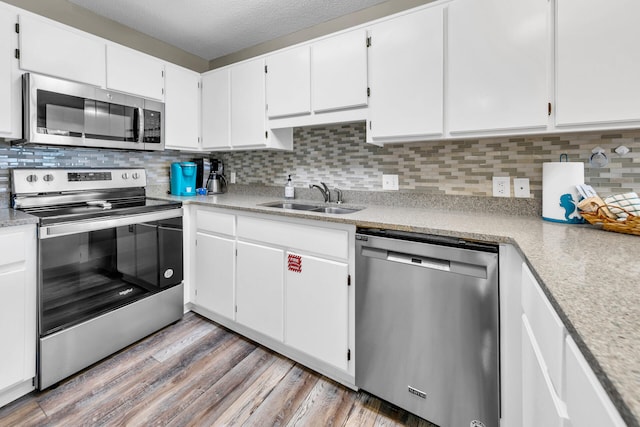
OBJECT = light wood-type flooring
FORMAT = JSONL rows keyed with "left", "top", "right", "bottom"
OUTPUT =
{"left": 0, "top": 312, "right": 435, "bottom": 426}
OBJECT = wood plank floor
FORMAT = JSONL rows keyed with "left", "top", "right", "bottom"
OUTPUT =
{"left": 0, "top": 312, "right": 436, "bottom": 427}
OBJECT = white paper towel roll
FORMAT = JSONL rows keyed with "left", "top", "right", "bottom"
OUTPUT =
{"left": 542, "top": 162, "right": 584, "bottom": 223}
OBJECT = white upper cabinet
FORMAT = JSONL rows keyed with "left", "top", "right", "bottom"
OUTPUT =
{"left": 230, "top": 58, "right": 267, "bottom": 148}
{"left": 367, "top": 5, "right": 444, "bottom": 143}
{"left": 201, "top": 68, "right": 231, "bottom": 150}
{"left": 0, "top": 4, "right": 20, "bottom": 138}
{"left": 266, "top": 45, "right": 311, "bottom": 118}
{"left": 18, "top": 13, "right": 105, "bottom": 87}
{"left": 164, "top": 63, "right": 201, "bottom": 150}
{"left": 106, "top": 44, "right": 164, "bottom": 100}
{"left": 311, "top": 29, "right": 368, "bottom": 113}
{"left": 556, "top": 0, "right": 640, "bottom": 127}
{"left": 447, "top": 0, "right": 549, "bottom": 134}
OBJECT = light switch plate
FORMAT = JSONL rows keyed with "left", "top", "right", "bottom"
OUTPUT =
{"left": 492, "top": 176, "right": 510, "bottom": 197}
{"left": 514, "top": 178, "right": 530, "bottom": 198}
{"left": 382, "top": 174, "right": 399, "bottom": 190}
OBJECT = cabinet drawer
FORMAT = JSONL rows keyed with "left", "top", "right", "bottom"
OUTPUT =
{"left": 196, "top": 209, "right": 236, "bottom": 236}
{"left": 521, "top": 263, "right": 565, "bottom": 394}
{"left": 0, "top": 231, "right": 26, "bottom": 267}
{"left": 237, "top": 216, "right": 348, "bottom": 259}
{"left": 564, "top": 337, "right": 625, "bottom": 427}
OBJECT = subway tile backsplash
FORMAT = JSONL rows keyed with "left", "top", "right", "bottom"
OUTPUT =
{"left": 1, "top": 122, "right": 639, "bottom": 209}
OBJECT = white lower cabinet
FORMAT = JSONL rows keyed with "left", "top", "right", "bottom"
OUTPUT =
{"left": 191, "top": 208, "right": 355, "bottom": 386}
{"left": 0, "top": 225, "right": 37, "bottom": 407}
{"left": 236, "top": 240, "right": 285, "bottom": 341}
{"left": 195, "top": 232, "right": 235, "bottom": 319}
{"left": 285, "top": 252, "right": 349, "bottom": 371}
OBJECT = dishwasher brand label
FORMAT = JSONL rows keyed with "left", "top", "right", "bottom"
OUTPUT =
{"left": 288, "top": 254, "right": 302, "bottom": 273}
{"left": 408, "top": 386, "right": 426, "bottom": 399}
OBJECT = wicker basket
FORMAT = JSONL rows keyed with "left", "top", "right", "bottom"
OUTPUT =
{"left": 580, "top": 205, "right": 640, "bottom": 236}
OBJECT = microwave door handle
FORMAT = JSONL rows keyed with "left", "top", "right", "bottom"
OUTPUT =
{"left": 136, "top": 107, "right": 144, "bottom": 143}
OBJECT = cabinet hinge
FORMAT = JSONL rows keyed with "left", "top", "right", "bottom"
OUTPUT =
{"left": 14, "top": 49, "right": 20, "bottom": 60}
{"left": 369, "top": 121, "right": 372, "bottom": 130}
{"left": 198, "top": 137, "right": 201, "bottom": 143}
{"left": 235, "top": 249, "right": 238, "bottom": 256}
{"left": 161, "top": 70, "right": 164, "bottom": 78}
{"left": 265, "top": 131, "right": 268, "bottom": 139}
{"left": 366, "top": 36, "right": 371, "bottom": 47}
{"left": 367, "top": 87, "right": 370, "bottom": 97}
{"left": 162, "top": 88, "right": 164, "bottom": 95}
{"left": 548, "top": 102, "right": 552, "bottom": 116}
{"left": 15, "top": 23, "right": 19, "bottom": 33}
{"left": 347, "top": 274, "right": 351, "bottom": 286}
{"left": 235, "top": 305, "right": 238, "bottom": 313}
{"left": 195, "top": 289, "right": 198, "bottom": 296}
{"left": 264, "top": 65, "right": 268, "bottom": 73}
{"left": 347, "top": 349, "right": 351, "bottom": 361}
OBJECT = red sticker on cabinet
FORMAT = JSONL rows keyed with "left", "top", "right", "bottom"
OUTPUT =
{"left": 288, "top": 254, "right": 302, "bottom": 273}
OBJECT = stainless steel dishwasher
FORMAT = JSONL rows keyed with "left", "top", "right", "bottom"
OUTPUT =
{"left": 355, "top": 228, "right": 499, "bottom": 427}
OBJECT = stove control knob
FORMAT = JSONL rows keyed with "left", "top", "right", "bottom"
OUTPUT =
{"left": 26, "top": 174, "right": 38, "bottom": 183}
{"left": 43, "top": 174, "right": 54, "bottom": 182}
{"left": 121, "top": 172, "right": 129, "bottom": 180}
{"left": 132, "top": 172, "right": 140, "bottom": 180}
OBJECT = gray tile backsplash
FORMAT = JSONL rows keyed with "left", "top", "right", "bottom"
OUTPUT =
{"left": 2, "top": 122, "right": 639, "bottom": 209}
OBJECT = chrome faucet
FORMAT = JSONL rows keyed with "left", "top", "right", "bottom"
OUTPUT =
{"left": 309, "top": 182, "right": 331, "bottom": 203}
{"left": 334, "top": 188, "right": 343, "bottom": 204}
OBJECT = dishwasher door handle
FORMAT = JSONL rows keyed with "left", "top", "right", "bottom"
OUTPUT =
{"left": 386, "top": 251, "right": 451, "bottom": 272}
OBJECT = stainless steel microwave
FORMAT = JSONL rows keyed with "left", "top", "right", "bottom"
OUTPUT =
{"left": 22, "top": 73, "right": 165, "bottom": 151}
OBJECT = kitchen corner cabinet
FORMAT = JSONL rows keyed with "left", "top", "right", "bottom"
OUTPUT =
{"left": 0, "top": 3, "right": 20, "bottom": 138}
{"left": 265, "top": 45, "right": 311, "bottom": 119}
{"left": 447, "top": 0, "right": 549, "bottom": 134}
{"left": 17, "top": 13, "right": 106, "bottom": 87}
{"left": 164, "top": 63, "right": 201, "bottom": 150}
{"left": 201, "top": 68, "right": 231, "bottom": 150}
{"left": 0, "top": 225, "right": 36, "bottom": 407}
{"left": 106, "top": 44, "right": 164, "bottom": 101}
{"left": 366, "top": 5, "right": 444, "bottom": 144}
{"left": 555, "top": 0, "right": 640, "bottom": 127}
{"left": 285, "top": 252, "right": 349, "bottom": 371}
{"left": 311, "top": 29, "right": 368, "bottom": 113}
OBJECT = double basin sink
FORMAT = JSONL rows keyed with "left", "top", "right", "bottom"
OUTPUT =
{"left": 260, "top": 201, "right": 363, "bottom": 215}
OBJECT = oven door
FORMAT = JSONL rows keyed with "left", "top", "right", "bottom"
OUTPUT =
{"left": 38, "top": 209, "right": 183, "bottom": 337}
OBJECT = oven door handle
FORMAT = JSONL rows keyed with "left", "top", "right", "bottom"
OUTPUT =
{"left": 39, "top": 208, "right": 182, "bottom": 239}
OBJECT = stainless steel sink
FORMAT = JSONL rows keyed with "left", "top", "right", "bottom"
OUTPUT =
{"left": 260, "top": 201, "right": 362, "bottom": 214}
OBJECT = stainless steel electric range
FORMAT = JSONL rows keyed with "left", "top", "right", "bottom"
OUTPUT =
{"left": 11, "top": 168, "right": 184, "bottom": 389}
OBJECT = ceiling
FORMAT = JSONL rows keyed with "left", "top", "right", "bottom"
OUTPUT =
{"left": 67, "top": 0, "right": 389, "bottom": 61}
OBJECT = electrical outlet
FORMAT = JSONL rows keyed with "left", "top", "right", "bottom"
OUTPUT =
{"left": 513, "top": 178, "right": 530, "bottom": 198}
{"left": 382, "top": 174, "right": 399, "bottom": 190}
{"left": 230, "top": 172, "right": 236, "bottom": 184}
{"left": 492, "top": 176, "right": 510, "bottom": 198}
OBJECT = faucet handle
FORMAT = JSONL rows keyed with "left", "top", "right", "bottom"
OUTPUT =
{"left": 334, "top": 188, "right": 343, "bottom": 204}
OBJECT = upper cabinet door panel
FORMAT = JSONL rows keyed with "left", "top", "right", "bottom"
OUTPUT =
{"left": 201, "top": 68, "right": 231, "bottom": 150}
{"left": 266, "top": 45, "right": 311, "bottom": 118}
{"left": 106, "top": 44, "right": 164, "bottom": 100}
{"left": 368, "top": 6, "right": 444, "bottom": 140}
{"left": 0, "top": 5, "right": 18, "bottom": 137}
{"left": 556, "top": 0, "right": 640, "bottom": 126}
{"left": 311, "top": 29, "right": 368, "bottom": 113}
{"left": 230, "top": 58, "right": 267, "bottom": 147}
{"left": 448, "top": 0, "right": 549, "bottom": 133}
{"left": 164, "top": 63, "right": 200, "bottom": 150}
{"left": 18, "top": 13, "right": 106, "bottom": 87}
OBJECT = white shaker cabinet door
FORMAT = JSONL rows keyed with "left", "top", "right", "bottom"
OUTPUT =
{"left": 448, "top": 0, "right": 549, "bottom": 134}
{"left": 266, "top": 45, "right": 311, "bottom": 118}
{"left": 201, "top": 68, "right": 231, "bottom": 150}
{"left": 106, "top": 44, "right": 164, "bottom": 100}
{"left": 368, "top": 6, "right": 444, "bottom": 141}
{"left": 18, "top": 13, "right": 105, "bottom": 87}
{"left": 285, "top": 253, "right": 349, "bottom": 371}
{"left": 230, "top": 58, "right": 267, "bottom": 148}
{"left": 195, "top": 232, "right": 235, "bottom": 320}
{"left": 0, "top": 4, "right": 19, "bottom": 137}
{"left": 556, "top": 0, "right": 640, "bottom": 126}
{"left": 164, "top": 63, "right": 201, "bottom": 150}
{"left": 236, "top": 241, "right": 284, "bottom": 341}
{"left": 311, "top": 29, "right": 368, "bottom": 113}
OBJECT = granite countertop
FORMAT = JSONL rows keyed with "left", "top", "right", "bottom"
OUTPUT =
{"left": 4, "top": 192, "right": 638, "bottom": 424}
{"left": 163, "top": 192, "right": 639, "bottom": 426}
